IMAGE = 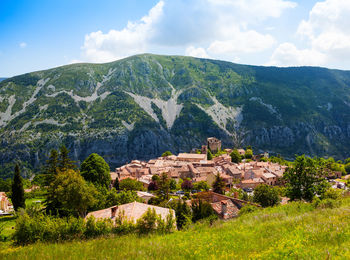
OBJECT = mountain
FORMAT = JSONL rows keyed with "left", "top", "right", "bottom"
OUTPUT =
{"left": 0, "top": 78, "right": 7, "bottom": 82}
{"left": 1, "top": 54, "right": 350, "bottom": 178}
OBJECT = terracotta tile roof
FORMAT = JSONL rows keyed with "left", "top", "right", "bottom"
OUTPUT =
{"left": 177, "top": 153, "right": 207, "bottom": 160}
{"left": 86, "top": 202, "right": 174, "bottom": 223}
{"left": 211, "top": 199, "right": 239, "bottom": 219}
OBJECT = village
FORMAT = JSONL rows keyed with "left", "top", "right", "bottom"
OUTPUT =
{"left": 1, "top": 137, "right": 349, "bottom": 230}
{"left": 88, "top": 137, "right": 288, "bottom": 221}
{"left": 112, "top": 138, "right": 286, "bottom": 193}
{"left": 0, "top": 137, "right": 286, "bottom": 222}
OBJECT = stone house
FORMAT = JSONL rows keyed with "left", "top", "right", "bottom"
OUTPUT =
{"left": 86, "top": 201, "right": 175, "bottom": 224}
{"left": 194, "top": 191, "right": 258, "bottom": 219}
{"left": 177, "top": 153, "right": 207, "bottom": 162}
{"left": 0, "top": 192, "right": 10, "bottom": 213}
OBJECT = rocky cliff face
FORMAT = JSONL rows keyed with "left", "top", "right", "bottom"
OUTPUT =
{"left": 1, "top": 54, "right": 350, "bottom": 178}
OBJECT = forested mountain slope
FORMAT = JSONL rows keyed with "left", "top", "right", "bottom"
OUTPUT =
{"left": 1, "top": 54, "right": 350, "bottom": 177}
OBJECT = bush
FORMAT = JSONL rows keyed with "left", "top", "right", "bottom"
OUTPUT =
{"left": 345, "top": 163, "right": 350, "bottom": 174}
{"left": 321, "top": 188, "right": 342, "bottom": 200}
{"left": 170, "top": 199, "right": 192, "bottom": 230}
{"left": 181, "top": 179, "right": 193, "bottom": 191}
{"left": 239, "top": 205, "right": 259, "bottom": 216}
{"left": 317, "top": 198, "right": 341, "bottom": 209}
{"left": 24, "top": 188, "right": 47, "bottom": 199}
{"left": 230, "top": 149, "right": 242, "bottom": 163}
{"left": 114, "top": 210, "right": 136, "bottom": 234}
{"left": 161, "top": 151, "right": 173, "bottom": 157}
{"left": 136, "top": 208, "right": 175, "bottom": 234}
{"left": 192, "top": 199, "right": 216, "bottom": 222}
{"left": 84, "top": 216, "right": 113, "bottom": 238}
{"left": 119, "top": 178, "right": 144, "bottom": 191}
{"left": 136, "top": 208, "right": 158, "bottom": 234}
{"left": 253, "top": 184, "right": 280, "bottom": 207}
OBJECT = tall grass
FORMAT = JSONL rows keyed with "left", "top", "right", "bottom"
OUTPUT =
{"left": 1, "top": 198, "right": 350, "bottom": 259}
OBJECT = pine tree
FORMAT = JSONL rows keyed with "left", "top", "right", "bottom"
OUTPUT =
{"left": 58, "top": 145, "right": 76, "bottom": 171}
{"left": 46, "top": 149, "right": 59, "bottom": 174}
{"left": 113, "top": 178, "right": 120, "bottom": 190}
{"left": 11, "top": 164, "right": 25, "bottom": 211}
{"left": 157, "top": 172, "right": 170, "bottom": 201}
{"left": 44, "top": 149, "right": 59, "bottom": 185}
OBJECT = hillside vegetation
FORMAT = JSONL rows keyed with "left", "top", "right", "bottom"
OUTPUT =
{"left": 2, "top": 197, "right": 350, "bottom": 259}
{"left": 1, "top": 54, "right": 350, "bottom": 178}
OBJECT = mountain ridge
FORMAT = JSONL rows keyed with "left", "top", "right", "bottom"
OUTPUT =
{"left": 1, "top": 53, "right": 350, "bottom": 178}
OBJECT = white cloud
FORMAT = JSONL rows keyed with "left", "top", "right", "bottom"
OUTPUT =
{"left": 185, "top": 46, "right": 210, "bottom": 58}
{"left": 208, "top": 0, "right": 297, "bottom": 21}
{"left": 77, "top": 0, "right": 296, "bottom": 63}
{"left": 268, "top": 0, "right": 350, "bottom": 68}
{"left": 19, "top": 42, "right": 27, "bottom": 48}
{"left": 268, "top": 42, "right": 326, "bottom": 66}
{"left": 81, "top": 1, "right": 164, "bottom": 63}
{"left": 207, "top": 29, "right": 275, "bottom": 54}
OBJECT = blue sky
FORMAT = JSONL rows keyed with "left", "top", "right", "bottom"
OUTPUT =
{"left": 1, "top": 0, "right": 350, "bottom": 77}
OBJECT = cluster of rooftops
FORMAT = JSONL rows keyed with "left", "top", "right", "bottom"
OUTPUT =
{"left": 89, "top": 138, "right": 288, "bottom": 223}
{"left": 110, "top": 147, "right": 287, "bottom": 191}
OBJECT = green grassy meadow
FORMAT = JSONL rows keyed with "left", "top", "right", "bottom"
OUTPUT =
{"left": 1, "top": 197, "right": 350, "bottom": 259}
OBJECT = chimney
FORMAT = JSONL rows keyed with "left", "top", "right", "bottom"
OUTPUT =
{"left": 111, "top": 206, "right": 118, "bottom": 218}
{"left": 221, "top": 201, "right": 227, "bottom": 217}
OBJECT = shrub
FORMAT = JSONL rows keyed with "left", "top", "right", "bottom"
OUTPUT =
{"left": 321, "top": 188, "right": 342, "bottom": 200}
{"left": 345, "top": 163, "right": 350, "bottom": 174}
{"left": 13, "top": 212, "right": 87, "bottom": 245}
{"left": 161, "top": 151, "right": 173, "bottom": 157}
{"left": 317, "top": 198, "right": 341, "bottom": 209}
{"left": 114, "top": 210, "right": 136, "bottom": 234}
{"left": 136, "top": 208, "right": 175, "bottom": 234}
{"left": 192, "top": 199, "right": 216, "bottom": 222}
{"left": 171, "top": 199, "right": 192, "bottom": 230}
{"left": 230, "top": 149, "right": 242, "bottom": 163}
{"left": 239, "top": 205, "right": 259, "bottom": 216}
{"left": 119, "top": 178, "right": 144, "bottom": 191}
{"left": 84, "top": 216, "right": 113, "bottom": 238}
{"left": 253, "top": 184, "right": 280, "bottom": 207}
{"left": 136, "top": 208, "right": 158, "bottom": 234}
{"left": 181, "top": 179, "right": 193, "bottom": 191}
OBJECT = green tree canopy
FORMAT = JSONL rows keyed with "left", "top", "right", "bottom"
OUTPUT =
{"left": 119, "top": 178, "right": 143, "bottom": 191}
{"left": 283, "top": 155, "right": 327, "bottom": 202}
{"left": 212, "top": 174, "right": 226, "bottom": 194}
{"left": 172, "top": 199, "right": 192, "bottom": 230}
{"left": 253, "top": 184, "right": 280, "bottom": 207}
{"left": 230, "top": 149, "right": 242, "bottom": 163}
{"left": 169, "top": 179, "right": 177, "bottom": 191}
{"left": 244, "top": 149, "right": 253, "bottom": 159}
{"left": 43, "top": 149, "right": 59, "bottom": 185}
{"left": 191, "top": 199, "right": 216, "bottom": 222}
{"left": 81, "top": 153, "right": 111, "bottom": 188}
{"left": 58, "top": 145, "right": 76, "bottom": 172}
{"left": 345, "top": 163, "right": 350, "bottom": 174}
{"left": 11, "top": 164, "right": 25, "bottom": 211}
{"left": 113, "top": 178, "right": 120, "bottom": 190}
{"left": 193, "top": 181, "right": 210, "bottom": 191}
{"left": 161, "top": 151, "right": 173, "bottom": 157}
{"left": 47, "top": 169, "right": 98, "bottom": 217}
{"left": 207, "top": 150, "right": 213, "bottom": 160}
{"left": 157, "top": 172, "right": 170, "bottom": 201}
